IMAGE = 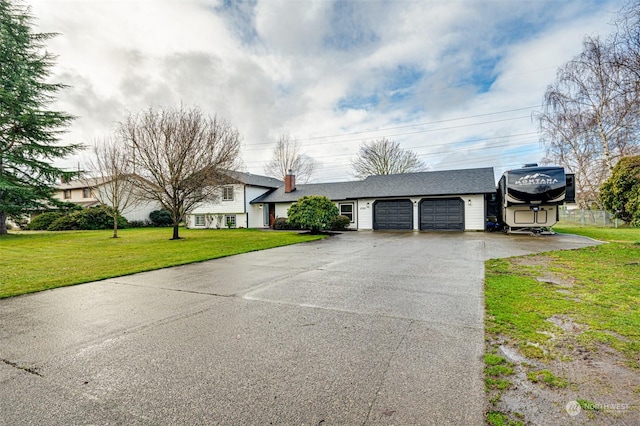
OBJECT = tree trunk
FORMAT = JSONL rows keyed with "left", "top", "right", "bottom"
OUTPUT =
{"left": 112, "top": 213, "right": 119, "bottom": 238}
{"left": 0, "top": 157, "right": 5, "bottom": 235}
{"left": 172, "top": 223, "right": 181, "bottom": 240}
{"left": 0, "top": 211, "right": 7, "bottom": 235}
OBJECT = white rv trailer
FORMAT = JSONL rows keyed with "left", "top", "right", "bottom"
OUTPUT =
{"left": 497, "top": 165, "right": 574, "bottom": 234}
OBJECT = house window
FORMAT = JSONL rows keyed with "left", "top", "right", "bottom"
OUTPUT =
{"left": 225, "top": 215, "right": 236, "bottom": 228}
{"left": 222, "top": 186, "right": 234, "bottom": 201}
{"left": 194, "top": 215, "right": 205, "bottom": 226}
{"left": 63, "top": 189, "right": 72, "bottom": 199}
{"left": 82, "top": 188, "right": 91, "bottom": 198}
{"left": 340, "top": 203, "right": 354, "bottom": 222}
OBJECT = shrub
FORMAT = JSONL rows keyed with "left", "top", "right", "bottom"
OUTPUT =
{"left": 128, "top": 219, "right": 152, "bottom": 228}
{"left": 47, "top": 206, "right": 128, "bottom": 231}
{"left": 272, "top": 217, "right": 301, "bottom": 230}
{"left": 149, "top": 210, "right": 173, "bottom": 227}
{"left": 287, "top": 195, "right": 339, "bottom": 233}
{"left": 28, "top": 212, "right": 64, "bottom": 230}
{"left": 47, "top": 214, "right": 80, "bottom": 231}
{"left": 330, "top": 215, "right": 351, "bottom": 231}
{"left": 76, "top": 206, "right": 124, "bottom": 230}
{"left": 273, "top": 217, "right": 288, "bottom": 230}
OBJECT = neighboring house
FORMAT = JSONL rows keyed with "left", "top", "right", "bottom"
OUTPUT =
{"left": 53, "top": 176, "right": 160, "bottom": 222}
{"left": 185, "top": 170, "right": 283, "bottom": 229}
{"left": 251, "top": 167, "right": 497, "bottom": 231}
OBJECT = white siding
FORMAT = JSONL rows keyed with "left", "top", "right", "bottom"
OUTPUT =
{"left": 271, "top": 200, "right": 360, "bottom": 229}
{"left": 336, "top": 200, "right": 358, "bottom": 229}
{"left": 123, "top": 202, "right": 162, "bottom": 223}
{"left": 187, "top": 213, "right": 247, "bottom": 229}
{"left": 355, "top": 194, "right": 486, "bottom": 231}
{"left": 191, "top": 184, "right": 245, "bottom": 215}
{"left": 187, "top": 185, "right": 277, "bottom": 229}
{"left": 188, "top": 184, "right": 246, "bottom": 229}
{"left": 245, "top": 186, "right": 273, "bottom": 228}
{"left": 261, "top": 194, "right": 488, "bottom": 231}
{"left": 275, "top": 203, "right": 293, "bottom": 218}
{"left": 357, "top": 198, "right": 375, "bottom": 229}
{"left": 53, "top": 187, "right": 96, "bottom": 203}
{"left": 463, "top": 194, "right": 486, "bottom": 231}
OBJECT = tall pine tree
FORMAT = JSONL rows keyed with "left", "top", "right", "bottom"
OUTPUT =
{"left": 0, "top": 0, "right": 80, "bottom": 234}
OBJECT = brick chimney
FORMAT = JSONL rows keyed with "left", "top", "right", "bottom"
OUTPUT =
{"left": 284, "top": 170, "right": 296, "bottom": 193}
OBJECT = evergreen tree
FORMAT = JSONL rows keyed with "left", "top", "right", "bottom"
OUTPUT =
{"left": 0, "top": 0, "right": 80, "bottom": 234}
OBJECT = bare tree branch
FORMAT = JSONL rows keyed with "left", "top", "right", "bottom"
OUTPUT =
{"left": 538, "top": 33, "right": 640, "bottom": 207}
{"left": 350, "top": 138, "right": 427, "bottom": 180}
{"left": 87, "top": 136, "right": 140, "bottom": 238}
{"left": 119, "top": 105, "right": 242, "bottom": 239}
{"left": 263, "top": 133, "right": 317, "bottom": 183}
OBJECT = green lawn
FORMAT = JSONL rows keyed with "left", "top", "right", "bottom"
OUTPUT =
{"left": 486, "top": 225, "right": 640, "bottom": 364}
{"left": 484, "top": 225, "right": 640, "bottom": 425}
{"left": 0, "top": 228, "right": 325, "bottom": 298}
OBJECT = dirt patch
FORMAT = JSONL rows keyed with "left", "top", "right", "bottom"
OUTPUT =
{"left": 486, "top": 257, "right": 639, "bottom": 425}
{"left": 546, "top": 315, "right": 586, "bottom": 334}
{"left": 536, "top": 275, "right": 575, "bottom": 287}
{"left": 489, "top": 340, "right": 639, "bottom": 425}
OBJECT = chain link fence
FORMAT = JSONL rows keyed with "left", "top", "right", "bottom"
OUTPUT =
{"left": 559, "top": 208, "right": 624, "bottom": 227}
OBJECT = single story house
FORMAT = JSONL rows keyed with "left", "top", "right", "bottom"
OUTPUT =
{"left": 185, "top": 170, "right": 283, "bottom": 229}
{"left": 250, "top": 167, "right": 496, "bottom": 231}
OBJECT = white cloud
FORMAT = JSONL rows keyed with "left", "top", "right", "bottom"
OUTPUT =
{"left": 28, "top": 0, "right": 627, "bottom": 182}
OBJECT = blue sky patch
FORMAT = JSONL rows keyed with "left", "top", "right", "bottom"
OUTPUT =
{"left": 466, "top": 55, "right": 500, "bottom": 94}
{"left": 337, "top": 94, "right": 379, "bottom": 111}
{"left": 324, "top": 0, "right": 380, "bottom": 51}
{"left": 215, "top": 0, "right": 259, "bottom": 45}
{"left": 336, "top": 64, "right": 424, "bottom": 112}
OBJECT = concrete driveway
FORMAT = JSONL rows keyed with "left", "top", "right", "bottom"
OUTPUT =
{"left": 0, "top": 231, "right": 599, "bottom": 425}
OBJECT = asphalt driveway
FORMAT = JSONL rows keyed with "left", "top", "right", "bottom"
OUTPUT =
{"left": 0, "top": 231, "right": 599, "bottom": 425}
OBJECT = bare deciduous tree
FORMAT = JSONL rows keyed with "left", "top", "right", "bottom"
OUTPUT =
{"left": 613, "top": 0, "right": 640, "bottom": 85}
{"left": 351, "top": 138, "right": 427, "bottom": 179}
{"left": 88, "top": 137, "right": 140, "bottom": 238}
{"left": 538, "top": 35, "right": 640, "bottom": 207}
{"left": 120, "top": 105, "right": 242, "bottom": 240}
{"left": 264, "top": 134, "right": 317, "bottom": 183}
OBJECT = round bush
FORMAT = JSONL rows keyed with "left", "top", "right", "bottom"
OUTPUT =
{"left": 287, "top": 195, "right": 339, "bottom": 233}
{"left": 330, "top": 215, "right": 351, "bottom": 231}
{"left": 149, "top": 210, "right": 173, "bottom": 227}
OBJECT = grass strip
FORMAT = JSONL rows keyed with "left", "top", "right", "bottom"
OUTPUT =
{"left": 0, "top": 228, "right": 325, "bottom": 298}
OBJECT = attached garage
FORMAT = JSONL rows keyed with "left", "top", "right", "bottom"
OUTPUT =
{"left": 251, "top": 167, "right": 496, "bottom": 231}
{"left": 373, "top": 199, "right": 413, "bottom": 230}
{"left": 420, "top": 198, "right": 464, "bottom": 231}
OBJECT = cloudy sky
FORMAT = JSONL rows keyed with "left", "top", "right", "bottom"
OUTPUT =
{"left": 30, "top": 0, "right": 625, "bottom": 182}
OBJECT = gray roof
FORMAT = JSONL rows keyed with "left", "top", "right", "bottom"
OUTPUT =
{"left": 251, "top": 167, "right": 496, "bottom": 203}
{"left": 220, "top": 170, "right": 283, "bottom": 188}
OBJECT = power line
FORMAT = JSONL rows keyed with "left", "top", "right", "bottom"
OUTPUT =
{"left": 242, "top": 115, "right": 533, "bottom": 152}
{"left": 241, "top": 105, "right": 539, "bottom": 149}
{"left": 242, "top": 132, "right": 540, "bottom": 165}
